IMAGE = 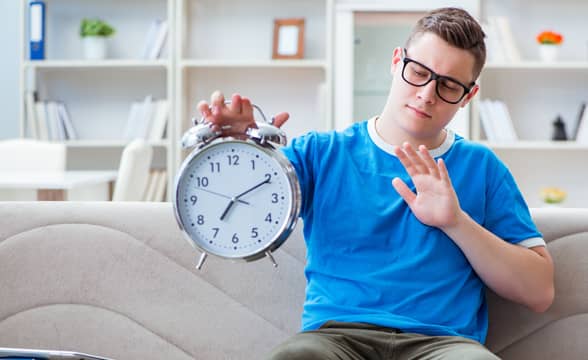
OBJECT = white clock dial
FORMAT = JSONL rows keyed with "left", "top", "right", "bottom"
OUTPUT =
{"left": 176, "top": 140, "right": 295, "bottom": 258}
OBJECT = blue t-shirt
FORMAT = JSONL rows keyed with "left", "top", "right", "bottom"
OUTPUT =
{"left": 281, "top": 118, "right": 544, "bottom": 343}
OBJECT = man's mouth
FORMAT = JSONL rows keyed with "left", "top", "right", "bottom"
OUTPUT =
{"left": 406, "top": 105, "right": 432, "bottom": 118}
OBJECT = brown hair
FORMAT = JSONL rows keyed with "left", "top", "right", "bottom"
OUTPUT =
{"left": 405, "top": 7, "right": 486, "bottom": 80}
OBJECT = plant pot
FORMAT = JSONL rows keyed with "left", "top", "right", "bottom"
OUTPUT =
{"left": 538, "top": 44, "right": 559, "bottom": 62}
{"left": 83, "top": 36, "right": 107, "bottom": 60}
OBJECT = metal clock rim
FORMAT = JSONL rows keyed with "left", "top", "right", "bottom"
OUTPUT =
{"left": 173, "top": 137, "right": 301, "bottom": 263}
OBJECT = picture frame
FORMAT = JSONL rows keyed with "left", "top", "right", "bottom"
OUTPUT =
{"left": 272, "top": 18, "right": 305, "bottom": 59}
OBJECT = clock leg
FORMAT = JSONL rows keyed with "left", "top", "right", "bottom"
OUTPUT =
{"left": 196, "top": 252, "right": 208, "bottom": 270}
{"left": 265, "top": 251, "right": 278, "bottom": 268}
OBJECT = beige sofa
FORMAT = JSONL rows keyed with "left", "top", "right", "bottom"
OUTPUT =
{"left": 0, "top": 202, "right": 586, "bottom": 359}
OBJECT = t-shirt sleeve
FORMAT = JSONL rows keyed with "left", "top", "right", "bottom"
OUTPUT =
{"left": 483, "top": 163, "right": 544, "bottom": 247}
{"left": 281, "top": 132, "right": 318, "bottom": 218}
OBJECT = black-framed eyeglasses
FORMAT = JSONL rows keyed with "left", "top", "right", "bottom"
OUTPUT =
{"left": 401, "top": 48, "right": 475, "bottom": 104}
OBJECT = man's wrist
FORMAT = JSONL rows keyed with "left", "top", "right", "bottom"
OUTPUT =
{"left": 440, "top": 208, "right": 469, "bottom": 233}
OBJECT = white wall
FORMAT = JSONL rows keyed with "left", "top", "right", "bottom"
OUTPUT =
{"left": 0, "top": 1, "right": 20, "bottom": 139}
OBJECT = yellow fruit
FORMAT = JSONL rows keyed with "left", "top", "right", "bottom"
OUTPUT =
{"left": 540, "top": 187, "right": 566, "bottom": 204}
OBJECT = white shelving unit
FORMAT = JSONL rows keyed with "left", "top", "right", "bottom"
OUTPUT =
{"left": 174, "top": 0, "right": 333, "bottom": 167}
{"left": 476, "top": 0, "right": 588, "bottom": 207}
{"left": 18, "top": 0, "right": 585, "bottom": 207}
{"left": 19, "top": 0, "right": 175, "bottom": 200}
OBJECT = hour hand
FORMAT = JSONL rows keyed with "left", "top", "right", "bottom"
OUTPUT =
{"left": 220, "top": 198, "right": 236, "bottom": 221}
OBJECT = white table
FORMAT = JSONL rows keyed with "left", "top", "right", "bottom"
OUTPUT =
{"left": 0, "top": 171, "right": 118, "bottom": 201}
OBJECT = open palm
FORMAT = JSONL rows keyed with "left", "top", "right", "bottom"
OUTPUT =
{"left": 392, "top": 143, "right": 460, "bottom": 228}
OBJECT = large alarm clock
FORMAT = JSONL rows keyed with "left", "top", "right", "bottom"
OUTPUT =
{"left": 173, "top": 103, "right": 301, "bottom": 270}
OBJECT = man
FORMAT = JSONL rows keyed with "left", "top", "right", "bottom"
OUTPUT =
{"left": 197, "top": 7, "right": 554, "bottom": 359}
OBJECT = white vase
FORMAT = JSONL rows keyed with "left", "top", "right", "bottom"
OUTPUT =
{"left": 83, "top": 36, "right": 107, "bottom": 60}
{"left": 538, "top": 44, "right": 559, "bottom": 62}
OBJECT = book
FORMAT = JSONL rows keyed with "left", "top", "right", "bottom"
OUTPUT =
{"left": 141, "top": 19, "right": 168, "bottom": 59}
{"left": 124, "top": 96, "right": 154, "bottom": 140}
{"left": 46, "top": 101, "right": 65, "bottom": 141}
{"left": 141, "top": 20, "right": 162, "bottom": 59}
{"left": 485, "top": 16, "right": 521, "bottom": 64}
{"left": 35, "top": 101, "right": 49, "bottom": 141}
{"left": 152, "top": 170, "right": 167, "bottom": 202}
{"left": 57, "top": 102, "right": 78, "bottom": 140}
{"left": 493, "top": 100, "right": 518, "bottom": 142}
{"left": 148, "top": 20, "right": 168, "bottom": 59}
{"left": 575, "top": 104, "right": 588, "bottom": 144}
{"left": 446, "top": 104, "right": 470, "bottom": 139}
{"left": 142, "top": 171, "right": 155, "bottom": 201}
{"left": 25, "top": 91, "right": 38, "bottom": 139}
{"left": 478, "top": 100, "right": 497, "bottom": 141}
{"left": 481, "top": 20, "right": 505, "bottom": 63}
{"left": 571, "top": 102, "right": 586, "bottom": 141}
{"left": 494, "top": 16, "right": 521, "bottom": 63}
{"left": 147, "top": 100, "right": 169, "bottom": 141}
{"left": 29, "top": 1, "right": 46, "bottom": 60}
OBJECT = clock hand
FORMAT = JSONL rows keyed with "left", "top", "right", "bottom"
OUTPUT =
{"left": 219, "top": 197, "right": 236, "bottom": 221}
{"left": 219, "top": 178, "right": 269, "bottom": 221}
{"left": 198, "top": 187, "right": 249, "bottom": 205}
{"left": 234, "top": 177, "right": 271, "bottom": 200}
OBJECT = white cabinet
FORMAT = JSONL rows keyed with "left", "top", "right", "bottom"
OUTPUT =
{"left": 174, "top": 0, "right": 333, "bottom": 165}
{"left": 19, "top": 0, "right": 174, "bottom": 200}
{"left": 476, "top": 0, "right": 588, "bottom": 207}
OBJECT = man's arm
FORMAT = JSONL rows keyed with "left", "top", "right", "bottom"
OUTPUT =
{"left": 392, "top": 142, "right": 554, "bottom": 313}
{"left": 441, "top": 211, "right": 554, "bottom": 312}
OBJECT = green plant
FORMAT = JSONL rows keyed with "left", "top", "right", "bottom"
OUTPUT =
{"left": 80, "top": 18, "right": 115, "bottom": 37}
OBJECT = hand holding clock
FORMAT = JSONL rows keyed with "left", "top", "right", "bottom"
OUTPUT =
{"left": 197, "top": 91, "right": 290, "bottom": 135}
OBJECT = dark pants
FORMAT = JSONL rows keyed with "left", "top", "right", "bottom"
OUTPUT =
{"left": 266, "top": 321, "right": 500, "bottom": 360}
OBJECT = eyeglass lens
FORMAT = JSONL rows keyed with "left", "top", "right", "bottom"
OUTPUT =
{"left": 403, "top": 61, "right": 466, "bottom": 103}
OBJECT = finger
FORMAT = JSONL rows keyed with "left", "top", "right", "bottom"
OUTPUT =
{"left": 403, "top": 142, "right": 429, "bottom": 174}
{"left": 438, "top": 158, "right": 453, "bottom": 186}
{"left": 230, "top": 93, "right": 243, "bottom": 113}
{"left": 211, "top": 91, "right": 225, "bottom": 115}
{"left": 272, "top": 112, "right": 290, "bottom": 128}
{"left": 197, "top": 100, "right": 212, "bottom": 119}
{"left": 392, "top": 177, "right": 416, "bottom": 206}
{"left": 241, "top": 97, "right": 254, "bottom": 120}
{"left": 393, "top": 145, "right": 419, "bottom": 178}
{"left": 418, "top": 144, "right": 440, "bottom": 179}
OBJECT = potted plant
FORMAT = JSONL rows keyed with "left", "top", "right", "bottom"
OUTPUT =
{"left": 536, "top": 30, "right": 563, "bottom": 62}
{"left": 80, "top": 18, "right": 115, "bottom": 60}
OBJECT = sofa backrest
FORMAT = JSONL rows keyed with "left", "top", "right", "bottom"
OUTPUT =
{"left": 0, "top": 203, "right": 587, "bottom": 359}
{"left": 0, "top": 202, "right": 306, "bottom": 359}
{"left": 485, "top": 207, "right": 588, "bottom": 359}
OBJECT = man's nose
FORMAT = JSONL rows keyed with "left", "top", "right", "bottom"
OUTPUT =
{"left": 416, "top": 80, "right": 437, "bottom": 104}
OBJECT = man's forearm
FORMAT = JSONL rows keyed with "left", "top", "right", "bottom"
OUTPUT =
{"left": 440, "top": 210, "right": 555, "bottom": 312}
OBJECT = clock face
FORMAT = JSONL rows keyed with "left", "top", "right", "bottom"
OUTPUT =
{"left": 176, "top": 140, "right": 297, "bottom": 259}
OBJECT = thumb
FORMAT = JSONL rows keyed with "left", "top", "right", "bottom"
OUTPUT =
{"left": 272, "top": 112, "right": 290, "bottom": 128}
{"left": 392, "top": 177, "right": 416, "bottom": 206}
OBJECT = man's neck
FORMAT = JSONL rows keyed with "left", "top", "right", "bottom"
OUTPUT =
{"left": 376, "top": 111, "right": 447, "bottom": 150}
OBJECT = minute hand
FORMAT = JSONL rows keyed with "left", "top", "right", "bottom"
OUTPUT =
{"left": 235, "top": 178, "right": 271, "bottom": 199}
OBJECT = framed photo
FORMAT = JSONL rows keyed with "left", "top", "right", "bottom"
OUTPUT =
{"left": 272, "top": 18, "right": 305, "bottom": 59}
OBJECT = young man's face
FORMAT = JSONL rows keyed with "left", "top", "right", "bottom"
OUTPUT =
{"left": 389, "top": 32, "right": 479, "bottom": 143}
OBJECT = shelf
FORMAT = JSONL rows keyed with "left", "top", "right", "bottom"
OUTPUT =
{"left": 180, "top": 59, "right": 328, "bottom": 69}
{"left": 485, "top": 61, "right": 588, "bottom": 71}
{"left": 480, "top": 140, "right": 588, "bottom": 150}
{"left": 23, "top": 59, "right": 169, "bottom": 70}
{"left": 60, "top": 140, "right": 169, "bottom": 148}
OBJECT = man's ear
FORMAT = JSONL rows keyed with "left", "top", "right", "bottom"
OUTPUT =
{"left": 460, "top": 84, "right": 479, "bottom": 108}
{"left": 391, "top": 47, "right": 403, "bottom": 75}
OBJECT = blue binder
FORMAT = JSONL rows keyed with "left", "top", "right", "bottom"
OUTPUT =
{"left": 29, "top": 0, "right": 46, "bottom": 60}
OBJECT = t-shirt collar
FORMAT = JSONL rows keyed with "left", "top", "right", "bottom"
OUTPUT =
{"left": 367, "top": 116, "right": 455, "bottom": 158}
